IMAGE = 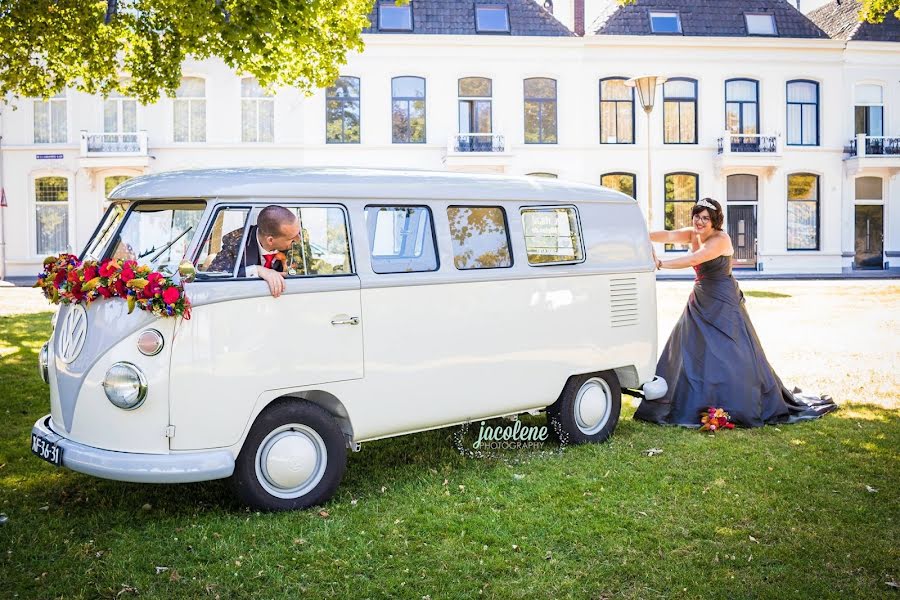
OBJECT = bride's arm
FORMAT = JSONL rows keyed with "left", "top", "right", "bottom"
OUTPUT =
{"left": 649, "top": 227, "right": 693, "bottom": 244}
{"left": 659, "top": 235, "right": 730, "bottom": 269}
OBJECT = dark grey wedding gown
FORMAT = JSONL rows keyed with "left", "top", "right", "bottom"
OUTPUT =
{"left": 634, "top": 255, "right": 837, "bottom": 428}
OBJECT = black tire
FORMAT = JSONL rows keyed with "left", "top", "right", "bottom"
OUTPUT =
{"left": 546, "top": 371, "right": 621, "bottom": 445}
{"left": 231, "top": 400, "right": 347, "bottom": 511}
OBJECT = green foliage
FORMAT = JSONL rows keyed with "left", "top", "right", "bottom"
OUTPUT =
{"left": 860, "top": 0, "right": 900, "bottom": 23}
{"left": 0, "top": 0, "right": 375, "bottom": 103}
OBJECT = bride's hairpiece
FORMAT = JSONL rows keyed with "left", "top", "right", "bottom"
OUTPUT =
{"left": 695, "top": 198, "right": 717, "bottom": 211}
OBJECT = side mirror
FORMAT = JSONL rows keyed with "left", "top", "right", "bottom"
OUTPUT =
{"left": 178, "top": 260, "right": 197, "bottom": 284}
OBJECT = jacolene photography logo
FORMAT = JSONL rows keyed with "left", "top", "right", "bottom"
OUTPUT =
{"left": 453, "top": 417, "right": 568, "bottom": 459}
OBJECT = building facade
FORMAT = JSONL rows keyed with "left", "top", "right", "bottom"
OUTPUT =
{"left": 1, "top": 0, "right": 897, "bottom": 278}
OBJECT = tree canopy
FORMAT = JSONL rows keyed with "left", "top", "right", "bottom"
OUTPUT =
{"left": 860, "top": 0, "right": 900, "bottom": 23}
{"left": 0, "top": 0, "right": 375, "bottom": 103}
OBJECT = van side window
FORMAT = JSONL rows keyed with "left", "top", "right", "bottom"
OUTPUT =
{"left": 195, "top": 207, "right": 251, "bottom": 276}
{"left": 282, "top": 206, "right": 353, "bottom": 276}
{"left": 365, "top": 206, "right": 438, "bottom": 273}
{"left": 520, "top": 207, "right": 585, "bottom": 265}
{"left": 447, "top": 206, "right": 512, "bottom": 270}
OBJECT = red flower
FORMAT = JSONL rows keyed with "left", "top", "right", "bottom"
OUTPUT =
{"left": 114, "top": 279, "right": 127, "bottom": 296}
{"left": 162, "top": 286, "right": 181, "bottom": 305}
{"left": 53, "top": 270, "right": 66, "bottom": 287}
{"left": 120, "top": 266, "right": 135, "bottom": 282}
{"left": 147, "top": 272, "right": 163, "bottom": 285}
{"left": 123, "top": 260, "right": 138, "bottom": 271}
{"left": 97, "top": 286, "right": 113, "bottom": 298}
{"left": 99, "top": 259, "right": 118, "bottom": 278}
{"left": 83, "top": 265, "right": 98, "bottom": 281}
{"left": 67, "top": 269, "right": 80, "bottom": 284}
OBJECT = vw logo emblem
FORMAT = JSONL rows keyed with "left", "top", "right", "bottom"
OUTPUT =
{"left": 58, "top": 304, "right": 88, "bottom": 364}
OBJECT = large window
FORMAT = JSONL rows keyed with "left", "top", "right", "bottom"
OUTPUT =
{"left": 520, "top": 207, "right": 584, "bottom": 265}
{"left": 241, "top": 77, "right": 274, "bottom": 143}
{"left": 104, "top": 88, "right": 137, "bottom": 138}
{"left": 787, "top": 174, "right": 819, "bottom": 250}
{"left": 663, "top": 78, "right": 697, "bottom": 144}
{"left": 649, "top": 11, "right": 682, "bottom": 33}
{"left": 35, "top": 177, "right": 69, "bottom": 255}
{"left": 524, "top": 78, "right": 557, "bottom": 144}
{"left": 725, "top": 79, "right": 759, "bottom": 139}
{"left": 365, "top": 206, "right": 438, "bottom": 273}
{"left": 104, "top": 175, "right": 132, "bottom": 202}
{"left": 601, "top": 173, "right": 636, "bottom": 199}
{"left": 109, "top": 202, "right": 206, "bottom": 268}
{"left": 195, "top": 207, "right": 252, "bottom": 275}
{"left": 787, "top": 80, "right": 819, "bottom": 146}
{"left": 392, "top": 77, "right": 426, "bottom": 143}
{"left": 174, "top": 77, "right": 206, "bottom": 142}
{"left": 664, "top": 173, "right": 698, "bottom": 251}
{"left": 855, "top": 84, "right": 884, "bottom": 137}
{"left": 378, "top": 1, "right": 412, "bottom": 31}
{"left": 326, "top": 76, "right": 361, "bottom": 144}
{"left": 33, "top": 92, "right": 67, "bottom": 144}
{"left": 447, "top": 207, "right": 512, "bottom": 269}
{"left": 745, "top": 13, "right": 777, "bottom": 35}
{"left": 600, "top": 78, "right": 634, "bottom": 144}
{"left": 458, "top": 77, "right": 492, "bottom": 151}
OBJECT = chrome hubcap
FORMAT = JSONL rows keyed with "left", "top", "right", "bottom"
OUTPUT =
{"left": 255, "top": 424, "right": 327, "bottom": 499}
{"left": 574, "top": 377, "right": 612, "bottom": 435}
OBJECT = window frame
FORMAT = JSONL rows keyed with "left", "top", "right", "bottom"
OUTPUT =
{"left": 663, "top": 172, "right": 699, "bottom": 252}
{"left": 523, "top": 77, "right": 558, "bottom": 145}
{"left": 173, "top": 77, "right": 207, "bottom": 143}
{"left": 662, "top": 77, "right": 698, "bottom": 145}
{"left": 325, "top": 76, "right": 362, "bottom": 144}
{"left": 599, "top": 77, "right": 635, "bottom": 145}
{"left": 240, "top": 77, "right": 275, "bottom": 144}
{"left": 786, "top": 79, "right": 819, "bottom": 147}
{"left": 786, "top": 173, "right": 821, "bottom": 252}
{"left": 600, "top": 172, "right": 637, "bottom": 199}
{"left": 724, "top": 78, "right": 760, "bottom": 136}
{"left": 33, "top": 92, "right": 67, "bottom": 144}
{"left": 744, "top": 12, "right": 778, "bottom": 36}
{"left": 519, "top": 205, "right": 586, "bottom": 267}
{"left": 33, "top": 175, "right": 71, "bottom": 256}
{"left": 365, "top": 204, "right": 440, "bottom": 274}
{"left": 648, "top": 11, "right": 682, "bottom": 34}
{"left": 377, "top": 1, "right": 413, "bottom": 31}
{"left": 391, "top": 76, "right": 427, "bottom": 144}
{"left": 475, "top": 4, "right": 511, "bottom": 34}
{"left": 192, "top": 204, "right": 255, "bottom": 279}
{"left": 447, "top": 205, "right": 514, "bottom": 270}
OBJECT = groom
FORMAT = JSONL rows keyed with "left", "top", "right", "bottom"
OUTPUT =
{"left": 208, "top": 205, "right": 301, "bottom": 298}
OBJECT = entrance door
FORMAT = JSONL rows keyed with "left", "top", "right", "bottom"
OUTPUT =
{"left": 727, "top": 205, "right": 757, "bottom": 268}
{"left": 854, "top": 205, "right": 884, "bottom": 269}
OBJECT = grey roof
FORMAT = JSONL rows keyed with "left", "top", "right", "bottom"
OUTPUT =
{"left": 362, "top": 0, "right": 574, "bottom": 37}
{"left": 589, "top": 0, "right": 828, "bottom": 38}
{"left": 109, "top": 167, "right": 631, "bottom": 204}
{"left": 807, "top": 0, "right": 900, "bottom": 42}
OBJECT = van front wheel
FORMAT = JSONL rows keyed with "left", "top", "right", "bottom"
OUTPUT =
{"left": 547, "top": 371, "right": 621, "bottom": 445}
{"left": 231, "top": 401, "right": 347, "bottom": 511}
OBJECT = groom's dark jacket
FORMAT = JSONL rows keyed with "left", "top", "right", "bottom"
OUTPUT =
{"left": 207, "top": 226, "right": 284, "bottom": 276}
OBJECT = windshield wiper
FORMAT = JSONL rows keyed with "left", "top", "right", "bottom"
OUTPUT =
{"left": 147, "top": 227, "right": 193, "bottom": 263}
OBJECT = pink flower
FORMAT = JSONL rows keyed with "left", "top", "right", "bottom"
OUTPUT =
{"left": 162, "top": 287, "right": 181, "bottom": 305}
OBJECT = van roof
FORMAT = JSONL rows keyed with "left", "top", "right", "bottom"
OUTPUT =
{"left": 108, "top": 167, "right": 635, "bottom": 204}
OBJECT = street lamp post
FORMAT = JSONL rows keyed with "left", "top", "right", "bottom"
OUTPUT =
{"left": 625, "top": 75, "right": 666, "bottom": 228}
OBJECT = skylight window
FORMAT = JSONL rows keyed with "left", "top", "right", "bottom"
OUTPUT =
{"left": 745, "top": 13, "right": 777, "bottom": 36}
{"left": 378, "top": 2, "right": 412, "bottom": 31}
{"left": 649, "top": 11, "right": 682, "bottom": 34}
{"left": 475, "top": 5, "right": 510, "bottom": 33}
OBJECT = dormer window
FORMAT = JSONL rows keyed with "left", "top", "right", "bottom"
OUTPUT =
{"left": 475, "top": 5, "right": 510, "bottom": 33}
{"left": 378, "top": 1, "right": 412, "bottom": 31}
{"left": 745, "top": 13, "right": 777, "bottom": 36}
{"left": 649, "top": 11, "right": 681, "bottom": 34}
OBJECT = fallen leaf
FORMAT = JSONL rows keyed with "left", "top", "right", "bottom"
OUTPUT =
{"left": 141, "top": 503, "right": 152, "bottom": 511}
{"left": 643, "top": 448, "right": 663, "bottom": 457}
{"left": 318, "top": 510, "right": 329, "bottom": 518}
{"left": 154, "top": 566, "right": 169, "bottom": 575}
{"left": 749, "top": 535, "right": 759, "bottom": 543}
{"left": 511, "top": 545, "right": 520, "bottom": 552}
{"left": 169, "top": 569, "right": 181, "bottom": 582}
{"left": 865, "top": 485, "right": 878, "bottom": 493}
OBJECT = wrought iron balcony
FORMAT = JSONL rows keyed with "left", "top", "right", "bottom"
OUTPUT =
{"left": 846, "top": 134, "right": 900, "bottom": 157}
{"left": 716, "top": 132, "right": 780, "bottom": 155}
{"left": 79, "top": 130, "right": 148, "bottom": 157}
{"left": 448, "top": 133, "right": 506, "bottom": 153}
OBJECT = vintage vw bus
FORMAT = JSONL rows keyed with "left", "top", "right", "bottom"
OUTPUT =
{"left": 32, "top": 167, "right": 667, "bottom": 510}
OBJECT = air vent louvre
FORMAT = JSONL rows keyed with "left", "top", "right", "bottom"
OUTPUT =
{"left": 610, "top": 276, "right": 639, "bottom": 328}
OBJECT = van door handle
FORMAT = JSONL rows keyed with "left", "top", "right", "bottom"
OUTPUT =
{"left": 331, "top": 316, "right": 360, "bottom": 326}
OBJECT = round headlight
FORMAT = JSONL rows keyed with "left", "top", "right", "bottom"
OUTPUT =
{"left": 38, "top": 343, "right": 49, "bottom": 384}
{"left": 102, "top": 362, "right": 148, "bottom": 410}
{"left": 136, "top": 329, "right": 164, "bottom": 356}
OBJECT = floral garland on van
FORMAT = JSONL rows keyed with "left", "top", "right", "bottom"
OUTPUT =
{"left": 34, "top": 253, "right": 191, "bottom": 319}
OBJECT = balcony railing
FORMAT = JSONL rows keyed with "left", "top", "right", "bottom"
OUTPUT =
{"left": 448, "top": 133, "right": 505, "bottom": 153}
{"left": 716, "top": 132, "right": 780, "bottom": 155}
{"left": 80, "top": 130, "right": 148, "bottom": 157}
{"left": 846, "top": 134, "right": 900, "bottom": 157}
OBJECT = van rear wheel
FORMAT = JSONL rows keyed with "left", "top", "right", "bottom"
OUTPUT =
{"left": 547, "top": 371, "right": 621, "bottom": 445}
{"left": 231, "top": 400, "right": 347, "bottom": 511}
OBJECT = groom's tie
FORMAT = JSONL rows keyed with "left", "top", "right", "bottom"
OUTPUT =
{"left": 262, "top": 253, "right": 275, "bottom": 269}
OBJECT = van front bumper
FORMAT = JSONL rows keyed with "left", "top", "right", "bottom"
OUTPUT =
{"left": 31, "top": 415, "right": 235, "bottom": 484}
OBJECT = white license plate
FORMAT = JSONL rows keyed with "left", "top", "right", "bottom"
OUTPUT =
{"left": 31, "top": 433, "right": 63, "bottom": 467}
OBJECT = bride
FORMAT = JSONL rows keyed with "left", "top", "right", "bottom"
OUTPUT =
{"left": 634, "top": 197, "right": 837, "bottom": 427}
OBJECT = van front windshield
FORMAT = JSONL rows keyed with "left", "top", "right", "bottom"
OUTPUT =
{"left": 82, "top": 201, "right": 128, "bottom": 261}
{"left": 107, "top": 202, "right": 206, "bottom": 272}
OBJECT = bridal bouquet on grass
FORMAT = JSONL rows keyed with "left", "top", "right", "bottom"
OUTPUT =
{"left": 700, "top": 407, "right": 735, "bottom": 432}
{"left": 34, "top": 253, "right": 191, "bottom": 319}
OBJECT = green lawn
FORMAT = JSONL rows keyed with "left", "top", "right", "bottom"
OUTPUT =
{"left": 0, "top": 312, "right": 897, "bottom": 599}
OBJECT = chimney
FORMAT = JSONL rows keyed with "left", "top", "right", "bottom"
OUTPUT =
{"left": 573, "top": 0, "right": 585, "bottom": 36}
